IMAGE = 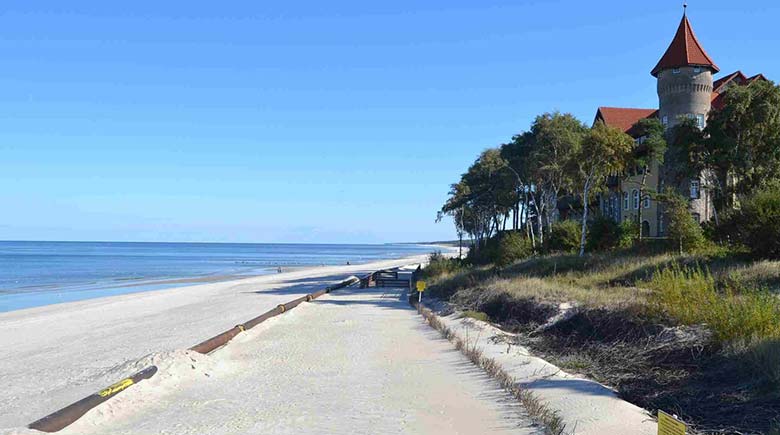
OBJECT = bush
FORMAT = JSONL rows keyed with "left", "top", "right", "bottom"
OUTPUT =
{"left": 618, "top": 220, "right": 639, "bottom": 249}
{"left": 647, "top": 264, "right": 780, "bottom": 343}
{"left": 587, "top": 216, "right": 621, "bottom": 251}
{"left": 663, "top": 190, "right": 706, "bottom": 253}
{"left": 466, "top": 231, "right": 532, "bottom": 266}
{"left": 494, "top": 231, "right": 533, "bottom": 267}
{"left": 725, "top": 184, "right": 780, "bottom": 259}
{"left": 423, "top": 251, "right": 462, "bottom": 278}
{"left": 545, "top": 220, "right": 582, "bottom": 253}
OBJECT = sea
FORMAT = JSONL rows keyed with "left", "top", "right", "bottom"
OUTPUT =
{"left": 0, "top": 241, "right": 435, "bottom": 313}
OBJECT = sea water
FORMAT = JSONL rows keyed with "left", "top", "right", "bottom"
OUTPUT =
{"left": 0, "top": 241, "right": 434, "bottom": 312}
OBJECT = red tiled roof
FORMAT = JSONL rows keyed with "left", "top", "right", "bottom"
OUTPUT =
{"left": 711, "top": 71, "right": 768, "bottom": 110}
{"left": 594, "top": 107, "right": 657, "bottom": 134}
{"left": 651, "top": 14, "right": 719, "bottom": 77}
{"left": 713, "top": 71, "right": 746, "bottom": 92}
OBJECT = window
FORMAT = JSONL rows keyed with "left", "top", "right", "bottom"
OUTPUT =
{"left": 642, "top": 221, "right": 651, "bottom": 237}
{"left": 690, "top": 180, "right": 701, "bottom": 199}
{"left": 644, "top": 194, "right": 651, "bottom": 209}
{"left": 662, "top": 115, "right": 669, "bottom": 127}
{"left": 659, "top": 216, "right": 664, "bottom": 235}
{"left": 623, "top": 192, "right": 629, "bottom": 210}
{"left": 694, "top": 66, "right": 702, "bottom": 73}
{"left": 632, "top": 189, "right": 640, "bottom": 210}
{"left": 673, "top": 68, "right": 681, "bottom": 74}
{"left": 696, "top": 114, "right": 705, "bottom": 129}
{"left": 692, "top": 213, "right": 701, "bottom": 223}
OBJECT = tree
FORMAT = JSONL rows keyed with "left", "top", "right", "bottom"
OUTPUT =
{"left": 438, "top": 149, "right": 516, "bottom": 252}
{"left": 721, "top": 183, "right": 780, "bottom": 258}
{"left": 705, "top": 80, "right": 780, "bottom": 207}
{"left": 528, "top": 112, "right": 588, "bottom": 240}
{"left": 660, "top": 189, "right": 706, "bottom": 254}
{"left": 575, "top": 122, "right": 634, "bottom": 256}
{"left": 500, "top": 132, "right": 537, "bottom": 245}
{"left": 631, "top": 118, "right": 667, "bottom": 239}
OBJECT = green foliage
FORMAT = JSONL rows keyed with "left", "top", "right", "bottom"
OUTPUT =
{"left": 586, "top": 216, "right": 622, "bottom": 251}
{"left": 575, "top": 122, "right": 635, "bottom": 256}
{"left": 706, "top": 80, "right": 780, "bottom": 198}
{"left": 545, "top": 220, "right": 582, "bottom": 253}
{"left": 647, "top": 264, "right": 780, "bottom": 343}
{"left": 468, "top": 231, "right": 533, "bottom": 267}
{"left": 661, "top": 189, "right": 706, "bottom": 253}
{"left": 494, "top": 231, "right": 533, "bottom": 267}
{"left": 631, "top": 118, "right": 668, "bottom": 168}
{"left": 423, "top": 251, "right": 463, "bottom": 279}
{"left": 618, "top": 220, "right": 639, "bottom": 249}
{"left": 722, "top": 184, "right": 780, "bottom": 259}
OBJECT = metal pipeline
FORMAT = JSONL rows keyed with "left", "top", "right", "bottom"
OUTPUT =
{"left": 26, "top": 274, "right": 361, "bottom": 433}
{"left": 28, "top": 366, "right": 158, "bottom": 433}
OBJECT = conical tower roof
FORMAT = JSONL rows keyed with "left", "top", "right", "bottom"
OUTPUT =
{"left": 651, "top": 13, "right": 719, "bottom": 77}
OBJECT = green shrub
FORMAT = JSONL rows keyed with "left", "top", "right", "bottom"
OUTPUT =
{"left": 494, "top": 231, "right": 533, "bottom": 267}
{"left": 647, "top": 264, "right": 780, "bottom": 343}
{"left": 587, "top": 216, "right": 621, "bottom": 251}
{"left": 545, "top": 220, "right": 582, "bottom": 253}
{"left": 725, "top": 184, "right": 780, "bottom": 259}
{"left": 423, "top": 251, "right": 462, "bottom": 278}
{"left": 618, "top": 220, "right": 639, "bottom": 249}
{"left": 467, "top": 231, "right": 532, "bottom": 266}
{"left": 663, "top": 190, "right": 706, "bottom": 253}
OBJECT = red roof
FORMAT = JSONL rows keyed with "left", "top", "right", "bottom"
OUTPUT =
{"left": 651, "top": 14, "right": 719, "bottom": 77}
{"left": 711, "top": 71, "right": 768, "bottom": 110}
{"left": 594, "top": 107, "right": 657, "bottom": 134}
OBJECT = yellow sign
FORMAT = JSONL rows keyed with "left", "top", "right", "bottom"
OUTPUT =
{"left": 416, "top": 281, "right": 426, "bottom": 292}
{"left": 658, "top": 410, "right": 686, "bottom": 435}
{"left": 98, "top": 378, "right": 134, "bottom": 398}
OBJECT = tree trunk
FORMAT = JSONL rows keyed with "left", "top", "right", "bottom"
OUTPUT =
{"left": 579, "top": 182, "right": 590, "bottom": 257}
{"left": 638, "top": 167, "right": 648, "bottom": 241}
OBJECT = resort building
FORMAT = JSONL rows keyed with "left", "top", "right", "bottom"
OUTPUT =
{"left": 594, "top": 10, "right": 767, "bottom": 237}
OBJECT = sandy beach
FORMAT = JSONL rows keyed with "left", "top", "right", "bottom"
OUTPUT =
{"left": 0, "top": 254, "right": 537, "bottom": 434}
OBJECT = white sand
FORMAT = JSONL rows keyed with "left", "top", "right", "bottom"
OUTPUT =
{"left": 0, "top": 256, "right": 539, "bottom": 434}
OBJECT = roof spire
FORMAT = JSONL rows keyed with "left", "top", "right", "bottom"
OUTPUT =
{"left": 683, "top": 2, "right": 688, "bottom": 15}
{"left": 650, "top": 10, "right": 720, "bottom": 77}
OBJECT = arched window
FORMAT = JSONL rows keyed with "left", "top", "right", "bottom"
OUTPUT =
{"left": 623, "top": 192, "right": 629, "bottom": 210}
{"left": 642, "top": 221, "right": 651, "bottom": 237}
{"left": 632, "top": 189, "right": 640, "bottom": 209}
{"left": 644, "top": 194, "right": 651, "bottom": 209}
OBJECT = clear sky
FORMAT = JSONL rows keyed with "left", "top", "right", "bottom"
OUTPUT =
{"left": 1, "top": 1, "right": 778, "bottom": 244}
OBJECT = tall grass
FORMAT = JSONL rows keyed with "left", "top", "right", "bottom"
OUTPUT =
{"left": 647, "top": 264, "right": 780, "bottom": 343}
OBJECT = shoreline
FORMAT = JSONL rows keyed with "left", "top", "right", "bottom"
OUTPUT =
{"left": 0, "top": 244, "right": 445, "bottom": 313}
{"left": 0, "top": 253, "right": 434, "bottom": 430}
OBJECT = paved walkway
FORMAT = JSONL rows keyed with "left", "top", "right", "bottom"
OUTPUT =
{"left": 61, "top": 286, "right": 539, "bottom": 434}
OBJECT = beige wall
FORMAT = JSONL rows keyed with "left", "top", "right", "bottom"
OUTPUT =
{"left": 600, "top": 161, "right": 662, "bottom": 237}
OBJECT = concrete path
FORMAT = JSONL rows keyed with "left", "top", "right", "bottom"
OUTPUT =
{"left": 10, "top": 283, "right": 540, "bottom": 434}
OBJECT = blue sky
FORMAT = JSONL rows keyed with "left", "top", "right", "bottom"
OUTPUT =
{"left": 1, "top": 1, "right": 778, "bottom": 244}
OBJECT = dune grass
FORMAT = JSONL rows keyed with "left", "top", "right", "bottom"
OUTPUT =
{"left": 646, "top": 264, "right": 780, "bottom": 343}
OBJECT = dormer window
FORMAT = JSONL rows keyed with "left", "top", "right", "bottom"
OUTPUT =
{"left": 672, "top": 68, "right": 681, "bottom": 74}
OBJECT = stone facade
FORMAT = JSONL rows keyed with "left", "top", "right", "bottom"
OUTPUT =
{"left": 594, "top": 12, "right": 736, "bottom": 235}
